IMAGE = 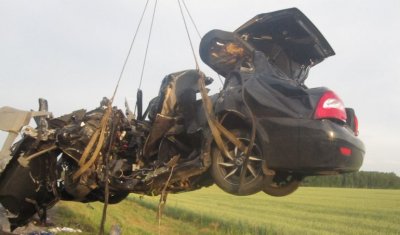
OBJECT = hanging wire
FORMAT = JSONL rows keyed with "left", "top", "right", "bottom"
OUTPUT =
{"left": 182, "top": 0, "right": 201, "bottom": 39}
{"left": 177, "top": 0, "right": 200, "bottom": 70}
{"left": 98, "top": 117, "right": 117, "bottom": 235}
{"left": 110, "top": 0, "right": 151, "bottom": 103}
{"left": 181, "top": 0, "right": 224, "bottom": 86}
{"left": 98, "top": 2, "right": 151, "bottom": 234}
{"left": 138, "top": 0, "right": 159, "bottom": 90}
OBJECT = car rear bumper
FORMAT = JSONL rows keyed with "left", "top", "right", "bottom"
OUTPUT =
{"left": 295, "top": 119, "right": 365, "bottom": 174}
{"left": 261, "top": 118, "right": 365, "bottom": 175}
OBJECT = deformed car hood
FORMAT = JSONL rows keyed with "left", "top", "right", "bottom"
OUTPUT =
{"left": 235, "top": 8, "right": 335, "bottom": 68}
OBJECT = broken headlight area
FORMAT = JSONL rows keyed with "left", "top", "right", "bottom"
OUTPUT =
{"left": 0, "top": 99, "right": 144, "bottom": 230}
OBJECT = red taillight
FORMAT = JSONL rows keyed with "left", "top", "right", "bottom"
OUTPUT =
{"left": 314, "top": 91, "right": 347, "bottom": 122}
{"left": 340, "top": 147, "right": 352, "bottom": 156}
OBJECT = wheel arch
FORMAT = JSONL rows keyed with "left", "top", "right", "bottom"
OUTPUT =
{"left": 217, "top": 110, "right": 272, "bottom": 164}
{"left": 218, "top": 109, "right": 250, "bottom": 130}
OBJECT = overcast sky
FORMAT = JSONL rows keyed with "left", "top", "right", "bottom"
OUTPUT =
{"left": 0, "top": 0, "right": 399, "bottom": 174}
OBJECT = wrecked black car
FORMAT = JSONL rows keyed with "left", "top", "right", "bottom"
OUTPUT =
{"left": 199, "top": 8, "right": 365, "bottom": 195}
{"left": 0, "top": 8, "right": 364, "bottom": 230}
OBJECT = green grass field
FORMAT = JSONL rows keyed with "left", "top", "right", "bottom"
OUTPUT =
{"left": 52, "top": 186, "right": 400, "bottom": 235}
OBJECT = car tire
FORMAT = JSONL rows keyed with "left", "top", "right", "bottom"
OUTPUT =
{"left": 263, "top": 173, "right": 302, "bottom": 197}
{"left": 211, "top": 129, "right": 265, "bottom": 196}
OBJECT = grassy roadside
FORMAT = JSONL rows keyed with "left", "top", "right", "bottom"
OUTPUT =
{"left": 53, "top": 199, "right": 209, "bottom": 235}
{"left": 52, "top": 186, "right": 400, "bottom": 235}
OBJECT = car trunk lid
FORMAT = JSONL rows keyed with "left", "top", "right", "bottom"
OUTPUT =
{"left": 234, "top": 8, "right": 335, "bottom": 80}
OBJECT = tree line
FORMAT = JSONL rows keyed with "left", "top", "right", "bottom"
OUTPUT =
{"left": 302, "top": 171, "right": 400, "bottom": 189}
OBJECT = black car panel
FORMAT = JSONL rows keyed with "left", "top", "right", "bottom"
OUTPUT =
{"left": 297, "top": 119, "right": 364, "bottom": 174}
